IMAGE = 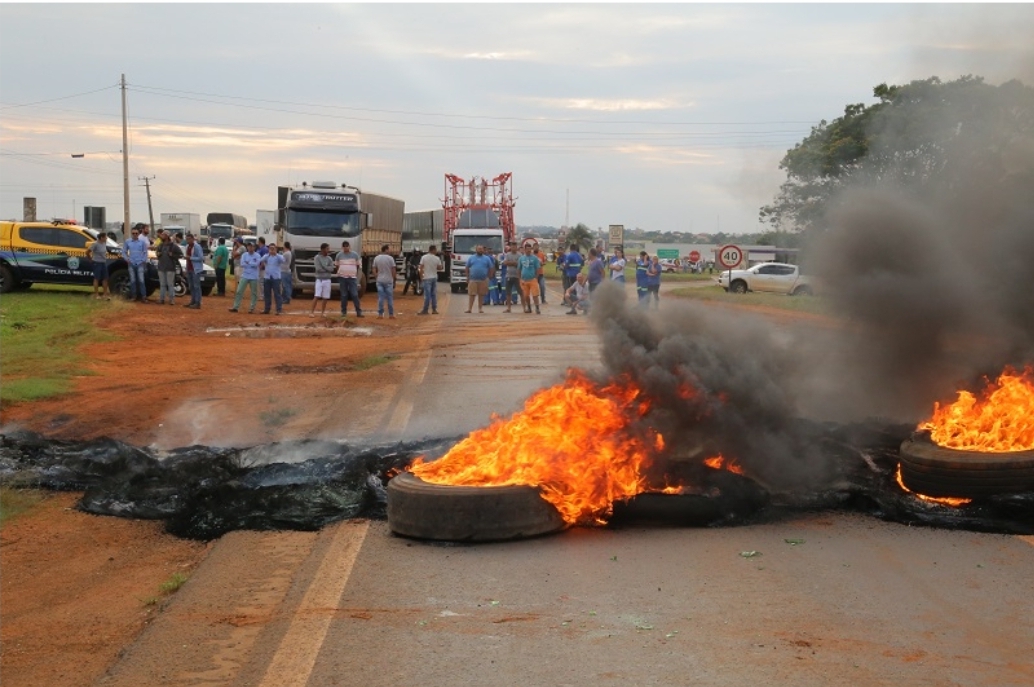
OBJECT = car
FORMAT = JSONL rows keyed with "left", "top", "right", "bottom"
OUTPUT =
{"left": 658, "top": 259, "right": 679, "bottom": 273}
{"left": 716, "top": 261, "right": 814, "bottom": 296}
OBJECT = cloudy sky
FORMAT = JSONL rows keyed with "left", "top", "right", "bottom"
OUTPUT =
{"left": 2, "top": 2, "right": 1032, "bottom": 234}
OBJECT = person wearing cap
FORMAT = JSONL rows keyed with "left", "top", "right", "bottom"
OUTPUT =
{"left": 122, "top": 226, "right": 149, "bottom": 302}
{"left": 183, "top": 233, "right": 205, "bottom": 309}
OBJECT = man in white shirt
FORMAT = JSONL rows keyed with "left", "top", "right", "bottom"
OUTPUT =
{"left": 417, "top": 245, "right": 443, "bottom": 315}
{"left": 334, "top": 240, "right": 364, "bottom": 318}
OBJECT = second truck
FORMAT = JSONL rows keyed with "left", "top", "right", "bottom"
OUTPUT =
{"left": 442, "top": 172, "right": 517, "bottom": 293}
{"left": 278, "top": 182, "right": 404, "bottom": 297}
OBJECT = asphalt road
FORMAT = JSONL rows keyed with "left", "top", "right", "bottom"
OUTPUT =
{"left": 98, "top": 289, "right": 1034, "bottom": 687}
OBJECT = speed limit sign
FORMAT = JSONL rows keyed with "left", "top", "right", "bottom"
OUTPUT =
{"left": 717, "top": 244, "right": 743, "bottom": 269}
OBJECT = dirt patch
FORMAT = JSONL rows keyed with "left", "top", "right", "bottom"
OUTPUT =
{"left": 0, "top": 491, "right": 208, "bottom": 687}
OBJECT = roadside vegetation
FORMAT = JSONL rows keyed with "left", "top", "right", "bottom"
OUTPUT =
{"left": 668, "top": 284, "right": 833, "bottom": 316}
{"left": 0, "top": 289, "right": 120, "bottom": 404}
{"left": 143, "top": 571, "right": 191, "bottom": 607}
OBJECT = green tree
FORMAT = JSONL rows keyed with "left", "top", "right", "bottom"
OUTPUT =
{"left": 564, "top": 223, "right": 595, "bottom": 251}
{"left": 760, "top": 75, "right": 1034, "bottom": 232}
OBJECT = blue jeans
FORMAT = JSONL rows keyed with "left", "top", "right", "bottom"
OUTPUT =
{"left": 263, "top": 277, "right": 283, "bottom": 313}
{"left": 280, "top": 272, "right": 292, "bottom": 304}
{"left": 421, "top": 278, "right": 438, "bottom": 313}
{"left": 376, "top": 281, "right": 394, "bottom": 316}
{"left": 128, "top": 263, "right": 147, "bottom": 300}
{"left": 187, "top": 270, "right": 202, "bottom": 305}
{"left": 339, "top": 277, "right": 361, "bottom": 315}
{"left": 537, "top": 274, "right": 547, "bottom": 303}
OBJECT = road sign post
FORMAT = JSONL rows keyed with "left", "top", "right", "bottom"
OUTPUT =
{"left": 717, "top": 244, "right": 744, "bottom": 288}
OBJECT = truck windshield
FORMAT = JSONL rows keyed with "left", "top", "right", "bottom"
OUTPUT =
{"left": 285, "top": 209, "right": 360, "bottom": 237}
{"left": 209, "top": 225, "right": 233, "bottom": 239}
{"left": 453, "top": 235, "right": 504, "bottom": 254}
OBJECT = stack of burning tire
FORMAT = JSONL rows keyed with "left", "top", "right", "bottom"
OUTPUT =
{"left": 898, "top": 367, "right": 1034, "bottom": 499}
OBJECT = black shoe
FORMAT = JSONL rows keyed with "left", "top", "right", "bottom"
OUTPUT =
{"left": 228, "top": 308, "right": 238, "bottom": 312}
{"left": 262, "top": 310, "right": 271, "bottom": 314}
{"left": 356, "top": 313, "right": 365, "bottom": 318}
{"left": 432, "top": 310, "right": 439, "bottom": 314}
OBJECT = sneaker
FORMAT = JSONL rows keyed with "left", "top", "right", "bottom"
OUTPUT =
{"left": 417, "top": 311, "right": 428, "bottom": 316}
{"left": 356, "top": 313, "right": 365, "bottom": 318}
{"left": 309, "top": 312, "right": 316, "bottom": 318}
{"left": 228, "top": 308, "right": 238, "bottom": 312}
{"left": 432, "top": 310, "right": 439, "bottom": 315}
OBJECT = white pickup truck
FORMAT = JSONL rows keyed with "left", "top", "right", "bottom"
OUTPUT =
{"left": 717, "top": 262, "right": 814, "bottom": 296}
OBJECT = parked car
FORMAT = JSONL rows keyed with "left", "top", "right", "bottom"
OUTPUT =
{"left": 658, "top": 259, "right": 679, "bottom": 273}
{"left": 716, "top": 262, "right": 814, "bottom": 296}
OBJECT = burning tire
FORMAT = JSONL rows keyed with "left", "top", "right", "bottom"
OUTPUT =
{"left": 899, "top": 433, "right": 1034, "bottom": 498}
{"left": 386, "top": 472, "right": 566, "bottom": 542}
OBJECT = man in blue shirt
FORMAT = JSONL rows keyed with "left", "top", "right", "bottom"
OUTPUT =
{"left": 517, "top": 243, "right": 543, "bottom": 314}
{"left": 635, "top": 251, "right": 651, "bottom": 307}
{"left": 464, "top": 245, "right": 495, "bottom": 314}
{"left": 561, "top": 244, "right": 584, "bottom": 305}
{"left": 122, "top": 225, "right": 149, "bottom": 302}
{"left": 229, "top": 242, "right": 262, "bottom": 313}
{"left": 586, "top": 248, "right": 605, "bottom": 294}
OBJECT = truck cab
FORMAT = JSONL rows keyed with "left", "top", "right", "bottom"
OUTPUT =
{"left": 448, "top": 209, "right": 506, "bottom": 292}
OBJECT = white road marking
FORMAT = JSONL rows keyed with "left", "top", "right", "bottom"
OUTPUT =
{"left": 256, "top": 520, "right": 370, "bottom": 687}
{"left": 384, "top": 335, "right": 435, "bottom": 433}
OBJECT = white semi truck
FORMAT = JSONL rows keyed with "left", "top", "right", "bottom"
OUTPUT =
{"left": 159, "top": 212, "right": 201, "bottom": 240}
{"left": 278, "top": 182, "right": 403, "bottom": 297}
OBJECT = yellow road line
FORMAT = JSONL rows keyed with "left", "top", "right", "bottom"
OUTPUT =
{"left": 256, "top": 520, "right": 370, "bottom": 687}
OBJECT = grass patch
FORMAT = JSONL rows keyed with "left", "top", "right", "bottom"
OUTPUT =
{"left": 0, "top": 289, "right": 120, "bottom": 404}
{"left": 259, "top": 407, "right": 298, "bottom": 427}
{"left": 354, "top": 354, "right": 394, "bottom": 371}
{"left": 668, "top": 284, "right": 833, "bottom": 315}
{"left": 143, "top": 571, "right": 190, "bottom": 607}
{"left": 0, "top": 487, "right": 46, "bottom": 525}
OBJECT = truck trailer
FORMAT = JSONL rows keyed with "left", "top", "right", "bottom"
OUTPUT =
{"left": 278, "top": 182, "right": 404, "bottom": 297}
{"left": 442, "top": 173, "right": 516, "bottom": 292}
{"left": 159, "top": 212, "right": 201, "bottom": 241}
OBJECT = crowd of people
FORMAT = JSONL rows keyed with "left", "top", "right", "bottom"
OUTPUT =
{"left": 92, "top": 225, "right": 665, "bottom": 317}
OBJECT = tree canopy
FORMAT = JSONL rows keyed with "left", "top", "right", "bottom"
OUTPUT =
{"left": 760, "top": 75, "right": 1034, "bottom": 232}
{"left": 563, "top": 223, "right": 595, "bottom": 251}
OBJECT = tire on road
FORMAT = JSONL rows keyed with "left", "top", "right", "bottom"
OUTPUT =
{"left": 387, "top": 472, "right": 566, "bottom": 542}
{"left": 899, "top": 434, "right": 1034, "bottom": 498}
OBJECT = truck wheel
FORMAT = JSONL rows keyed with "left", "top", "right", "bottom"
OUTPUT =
{"left": 0, "top": 264, "right": 14, "bottom": 294}
{"left": 899, "top": 434, "right": 1034, "bottom": 498}
{"left": 730, "top": 280, "right": 748, "bottom": 294}
{"left": 109, "top": 269, "right": 131, "bottom": 299}
{"left": 386, "top": 472, "right": 566, "bottom": 542}
{"left": 792, "top": 285, "right": 813, "bottom": 296}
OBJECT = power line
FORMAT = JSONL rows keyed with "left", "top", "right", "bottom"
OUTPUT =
{"left": 0, "top": 84, "right": 119, "bottom": 110}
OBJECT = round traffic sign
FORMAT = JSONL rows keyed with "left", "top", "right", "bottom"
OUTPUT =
{"left": 717, "top": 244, "right": 743, "bottom": 269}
{"left": 688, "top": 250, "right": 701, "bottom": 263}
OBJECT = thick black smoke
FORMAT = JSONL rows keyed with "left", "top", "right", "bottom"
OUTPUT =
{"left": 588, "top": 77, "right": 1034, "bottom": 493}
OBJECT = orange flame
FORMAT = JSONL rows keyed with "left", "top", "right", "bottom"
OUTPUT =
{"left": 921, "top": 366, "right": 1034, "bottom": 452}
{"left": 409, "top": 370, "right": 663, "bottom": 525}
{"left": 895, "top": 464, "right": 972, "bottom": 507}
{"left": 703, "top": 454, "right": 745, "bottom": 475}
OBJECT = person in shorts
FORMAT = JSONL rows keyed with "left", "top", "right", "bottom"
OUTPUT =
{"left": 464, "top": 244, "right": 495, "bottom": 314}
{"left": 310, "top": 243, "right": 335, "bottom": 317}
{"left": 517, "top": 243, "right": 542, "bottom": 314}
{"left": 88, "top": 232, "right": 111, "bottom": 299}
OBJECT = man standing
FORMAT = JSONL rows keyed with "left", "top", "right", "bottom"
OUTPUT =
{"left": 335, "top": 240, "right": 363, "bottom": 317}
{"left": 372, "top": 244, "right": 397, "bottom": 319}
{"left": 155, "top": 230, "right": 182, "bottom": 305}
{"left": 502, "top": 242, "right": 521, "bottom": 313}
{"left": 280, "top": 241, "right": 293, "bottom": 305}
{"left": 464, "top": 244, "right": 494, "bottom": 314}
{"left": 183, "top": 233, "right": 205, "bottom": 309}
{"left": 517, "top": 243, "right": 542, "bottom": 314}
{"left": 310, "top": 242, "right": 335, "bottom": 318}
{"left": 260, "top": 244, "right": 285, "bottom": 315}
{"left": 88, "top": 231, "right": 111, "bottom": 300}
{"left": 647, "top": 254, "right": 662, "bottom": 309}
{"left": 229, "top": 242, "right": 261, "bottom": 313}
{"left": 609, "top": 247, "right": 627, "bottom": 285}
{"left": 402, "top": 249, "right": 423, "bottom": 296}
{"left": 636, "top": 251, "right": 651, "bottom": 307}
{"left": 122, "top": 225, "right": 149, "bottom": 302}
{"left": 211, "top": 237, "right": 229, "bottom": 296}
{"left": 586, "top": 248, "right": 605, "bottom": 294}
{"left": 561, "top": 243, "right": 584, "bottom": 304}
{"left": 533, "top": 242, "right": 549, "bottom": 304}
{"left": 417, "top": 244, "right": 442, "bottom": 315}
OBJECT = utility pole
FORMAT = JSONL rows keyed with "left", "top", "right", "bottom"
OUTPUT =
{"left": 564, "top": 188, "right": 569, "bottom": 230}
{"left": 121, "top": 74, "right": 130, "bottom": 239}
{"left": 139, "top": 176, "right": 155, "bottom": 229}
